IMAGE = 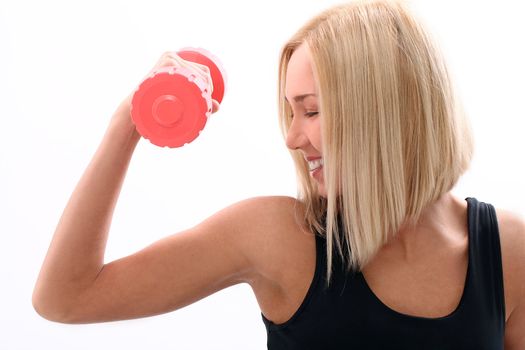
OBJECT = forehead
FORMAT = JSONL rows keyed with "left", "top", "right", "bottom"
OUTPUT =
{"left": 285, "top": 43, "right": 318, "bottom": 102}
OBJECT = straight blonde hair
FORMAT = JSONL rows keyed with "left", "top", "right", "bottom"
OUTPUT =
{"left": 277, "top": 0, "right": 474, "bottom": 288}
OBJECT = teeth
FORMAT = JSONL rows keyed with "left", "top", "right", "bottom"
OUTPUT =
{"left": 308, "top": 158, "right": 324, "bottom": 171}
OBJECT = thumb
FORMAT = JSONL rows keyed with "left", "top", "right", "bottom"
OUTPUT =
{"left": 211, "top": 100, "right": 220, "bottom": 114}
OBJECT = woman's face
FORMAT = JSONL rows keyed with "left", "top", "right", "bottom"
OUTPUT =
{"left": 285, "top": 43, "right": 325, "bottom": 196}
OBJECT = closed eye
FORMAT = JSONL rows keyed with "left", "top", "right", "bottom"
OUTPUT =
{"left": 290, "top": 112, "right": 318, "bottom": 119}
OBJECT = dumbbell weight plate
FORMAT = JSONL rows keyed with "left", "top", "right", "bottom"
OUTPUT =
{"left": 131, "top": 65, "right": 211, "bottom": 148}
{"left": 131, "top": 47, "right": 226, "bottom": 148}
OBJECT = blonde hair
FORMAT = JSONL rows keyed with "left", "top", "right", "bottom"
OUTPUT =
{"left": 277, "top": 0, "right": 474, "bottom": 288}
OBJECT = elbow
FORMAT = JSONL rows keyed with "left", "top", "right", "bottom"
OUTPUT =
{"left": 32, "top": 289, "right": 78, "bottom": 324}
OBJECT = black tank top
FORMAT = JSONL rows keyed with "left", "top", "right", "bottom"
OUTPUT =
{"left": 261, "top": 197, "right": 505, "bottom": 349}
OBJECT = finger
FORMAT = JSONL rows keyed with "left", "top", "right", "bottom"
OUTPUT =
{"left": 154, "top": 53, "right": 215, "bottom": 96}
{"left": 211, "top": 100, "right": 220, "bottom": 114}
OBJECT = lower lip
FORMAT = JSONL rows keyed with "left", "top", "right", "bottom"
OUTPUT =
{"left": 310, "top": 165, "right": 323, "bottom": 179}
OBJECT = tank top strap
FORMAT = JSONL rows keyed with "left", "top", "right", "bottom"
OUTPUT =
{"left": 261, "top": 198, "right": 506, "bottom": 349}
{"left": 465, "top": 197, "right": 506, "bottom": 327}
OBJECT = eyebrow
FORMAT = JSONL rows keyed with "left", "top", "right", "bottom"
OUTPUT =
{"left": 284, "top": 93, "right": 317, "bottom": 103}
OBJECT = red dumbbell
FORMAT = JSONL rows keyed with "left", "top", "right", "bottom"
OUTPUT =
{"left": 130, "top": 47, "right": 227, "bottom": 148}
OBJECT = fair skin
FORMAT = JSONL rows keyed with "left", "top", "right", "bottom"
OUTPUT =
{"left": 284, "top": 43, "right": 324, "bottom": 196}
{"left": 286, "top": 43, "right": 525, "bottom": 347}
{"left": 33, "top": 46, "right": 524, "bottom": 347}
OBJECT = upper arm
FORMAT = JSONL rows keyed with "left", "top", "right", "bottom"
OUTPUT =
{"left": 499, "top": 209, "right": 525, "bottom": 349}
{"left": 63, "top": 196, "right": 282, "bottom": 324}
{"left": 505, "top": 301, "right": 525, "bottom": 349}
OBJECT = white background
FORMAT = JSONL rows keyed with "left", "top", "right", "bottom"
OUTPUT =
{"left": 1, "top": 0, "right": 524, "bottom": 349}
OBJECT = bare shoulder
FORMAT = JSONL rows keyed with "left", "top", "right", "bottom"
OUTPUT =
{"left": 494, "top": 207, "right": 525, "bottom": 323}
{"left": 233, "top": 195, "right": 310, "bottom": 282}
{"left": 235, "top": 195, "right": 304, "bottom": 220}
{"left": 236, "top": 195, "right": 318, "bottom": 322}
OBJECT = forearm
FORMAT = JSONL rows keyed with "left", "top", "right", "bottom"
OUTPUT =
{"left": 33, "top": 101, "right": 141, "bottom": 316}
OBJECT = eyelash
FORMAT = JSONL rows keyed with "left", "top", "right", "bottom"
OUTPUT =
{"left": 290, "top": 112, "right": 318, "bottom": 119}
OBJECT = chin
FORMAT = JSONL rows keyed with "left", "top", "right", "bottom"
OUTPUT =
{"left": 317, "top": 183, "right": 327, "bottom": 198}
{"left": 316, "top": 182, "right": 340, "bottom": 199}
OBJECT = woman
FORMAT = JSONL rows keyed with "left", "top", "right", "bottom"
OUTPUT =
{"left": 32, "top": 0, "right": 524, "bottom": 348}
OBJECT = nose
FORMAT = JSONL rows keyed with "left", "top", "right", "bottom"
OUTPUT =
{"left": 285, "top": 117, "right": 309, "bottom": 151}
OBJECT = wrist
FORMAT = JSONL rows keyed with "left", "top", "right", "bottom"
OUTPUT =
{"left": 108, "top": 111, "right": 141, "bottom": 149}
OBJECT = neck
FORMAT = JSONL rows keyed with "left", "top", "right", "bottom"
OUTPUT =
{"left": 382, "top": 192, "right": 467, "bottom": 263}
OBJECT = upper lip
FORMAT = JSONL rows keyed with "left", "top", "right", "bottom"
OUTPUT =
{"left": 305, "top": 156, "right": 322, "bottom": 161}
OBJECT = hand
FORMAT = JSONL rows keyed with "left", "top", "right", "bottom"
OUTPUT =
{"left": 113, "top": 51, "right": 220, "bottom": 128}
{"left": 143, "top": 51, "right": 220, "bottom": 113}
